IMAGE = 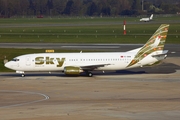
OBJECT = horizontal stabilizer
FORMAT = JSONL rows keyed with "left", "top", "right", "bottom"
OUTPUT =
{"left": 152, "top": 50, "right": 168, "bottom": 57}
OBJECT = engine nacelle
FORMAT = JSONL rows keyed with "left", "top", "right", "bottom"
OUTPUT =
{"left": 64, "top": 66, "right": 83, "bottom": 75}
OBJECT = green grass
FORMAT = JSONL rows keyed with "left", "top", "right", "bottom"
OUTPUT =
{"left": 0, "top": 17, "right": 130, "bottom": 24}
{"left": 0, "top": 15, "right": 179, "bottom": 24}
{"left": 0, "top": 23, "right": 179, "bottom": 43}
{"left": 0, "top": 15, "right": 180, "bottom": 44}
{"left": 0, "top": 16, "right": 179, "bottom": 25}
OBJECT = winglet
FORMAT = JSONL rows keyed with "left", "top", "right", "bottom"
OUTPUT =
{"left": 127, "top": 24, "right": 169, "bottom": 67}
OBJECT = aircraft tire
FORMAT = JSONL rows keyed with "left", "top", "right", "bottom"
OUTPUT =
{"left": 21, "top": 74, "right": 25, "bottom": 77}
{"left": 88, "top": 72, "right": 93, "bottom": 77}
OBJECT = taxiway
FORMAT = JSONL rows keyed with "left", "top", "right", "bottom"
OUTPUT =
{"left": 0, "top": 57, "right": 180, "bottom": 120}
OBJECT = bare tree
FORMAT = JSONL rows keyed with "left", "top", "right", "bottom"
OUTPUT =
{"left": 52, "top": 0, "right": 67, "bottom": 15}
{"left": 71, "top": 0, "right": 83, "bottom": 16}
{"left": 0, "top": 0, "right": 178, "bottom": 17}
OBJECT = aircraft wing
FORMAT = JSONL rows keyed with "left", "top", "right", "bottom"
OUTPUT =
{"left": 80, "top": 64, "right": 111, "bottom": 71}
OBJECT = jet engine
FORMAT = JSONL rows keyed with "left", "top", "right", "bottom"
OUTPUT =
{"left": 64, "top": 66, "right": 83, "bottom": 75}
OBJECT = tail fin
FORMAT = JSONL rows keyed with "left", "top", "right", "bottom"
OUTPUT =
{"left": 141, "top": 24, "right": 169, "bottom": 51}
{"left": 127, "top": 24, "right": 169, "bottom": 67}
{"left": 150, "top": 14, "right": 153, "bottom": 20}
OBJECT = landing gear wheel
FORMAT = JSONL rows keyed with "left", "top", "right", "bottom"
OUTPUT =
{"left": 88, "top": 72, "right": 93, "bottom": 77}
{"left": 21, "top": 74, "right": 25, "bottom": 77}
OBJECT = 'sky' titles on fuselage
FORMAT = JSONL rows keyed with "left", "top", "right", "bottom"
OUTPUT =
{"left": 35, "top": 57, "right": 65, "bottom": 67}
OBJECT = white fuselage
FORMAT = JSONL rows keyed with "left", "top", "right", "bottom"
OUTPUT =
{"left": 140, "top": 14, "right": 153, "bottom": 22}
{"left": 140, "top": 18, "right": 150, "bottom": 22}
{"left": 5, "top": 51, "right": 163, "bottom": 73}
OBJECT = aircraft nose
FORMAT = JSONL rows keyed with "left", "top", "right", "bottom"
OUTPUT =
{"left": 5, "top": 62, "right": 11, "bottom": 69}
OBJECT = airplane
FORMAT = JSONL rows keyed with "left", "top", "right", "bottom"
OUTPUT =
{"left": 140, "top": 14, "right": 153, "bottom": 22}
{"left": 5, "top": 24, "right": 169, "bottom": 77}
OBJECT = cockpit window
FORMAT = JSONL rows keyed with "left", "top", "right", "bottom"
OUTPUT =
{"left": 12, "top": 58, "right": 19, "bottom": 62}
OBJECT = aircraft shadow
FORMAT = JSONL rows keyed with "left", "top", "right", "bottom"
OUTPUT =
{"left": 93, "top": 63, "right": 180, "bottom": 76}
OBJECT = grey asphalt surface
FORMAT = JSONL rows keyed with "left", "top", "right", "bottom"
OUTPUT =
{"left": 0, "top": 68, "right": 180, "bottom": 120}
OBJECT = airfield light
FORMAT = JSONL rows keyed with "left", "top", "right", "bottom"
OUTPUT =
{"left": 123, "top": 20, "right": 126, "bottom": 35}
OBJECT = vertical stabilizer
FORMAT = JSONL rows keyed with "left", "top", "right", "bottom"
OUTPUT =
{"left": 127, "top": 24, "right": 169, "bottom": 67}
{"left": 150, "top": 14, "right": 153, "bottom": 20}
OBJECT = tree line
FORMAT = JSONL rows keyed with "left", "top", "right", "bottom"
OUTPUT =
{"left": 0, "top": 0, "right": 179, "bottom": 17}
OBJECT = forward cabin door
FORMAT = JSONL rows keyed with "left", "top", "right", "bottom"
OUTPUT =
{"left": 26, "top": 56, "right": 31, "bottom": 66}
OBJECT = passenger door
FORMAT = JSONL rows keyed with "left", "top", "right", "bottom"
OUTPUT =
{"left": 26, "top": 56, "right": 31, "bottom": 66}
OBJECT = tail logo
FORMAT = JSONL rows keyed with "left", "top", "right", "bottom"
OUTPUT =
{"left": 127, "top": 24, "right": 169, "bottom": 67}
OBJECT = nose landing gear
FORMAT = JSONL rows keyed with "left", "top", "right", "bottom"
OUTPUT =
{"left": 16, "top": 71, "right": 25, "bottom": 77}
{"left": 21, "top": 74, "right": 25, "bottom": 77}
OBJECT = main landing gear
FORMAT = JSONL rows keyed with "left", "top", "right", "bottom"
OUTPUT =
{"left": 85, "top": 71, "right": 93, "bottom": 77}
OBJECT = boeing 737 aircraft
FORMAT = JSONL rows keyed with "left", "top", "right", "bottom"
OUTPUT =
{"left": 5, "top": 24, "right": 169, "bottom": 77}
{"left": 140, "top": 14, "right": 153, "bottom": 22}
